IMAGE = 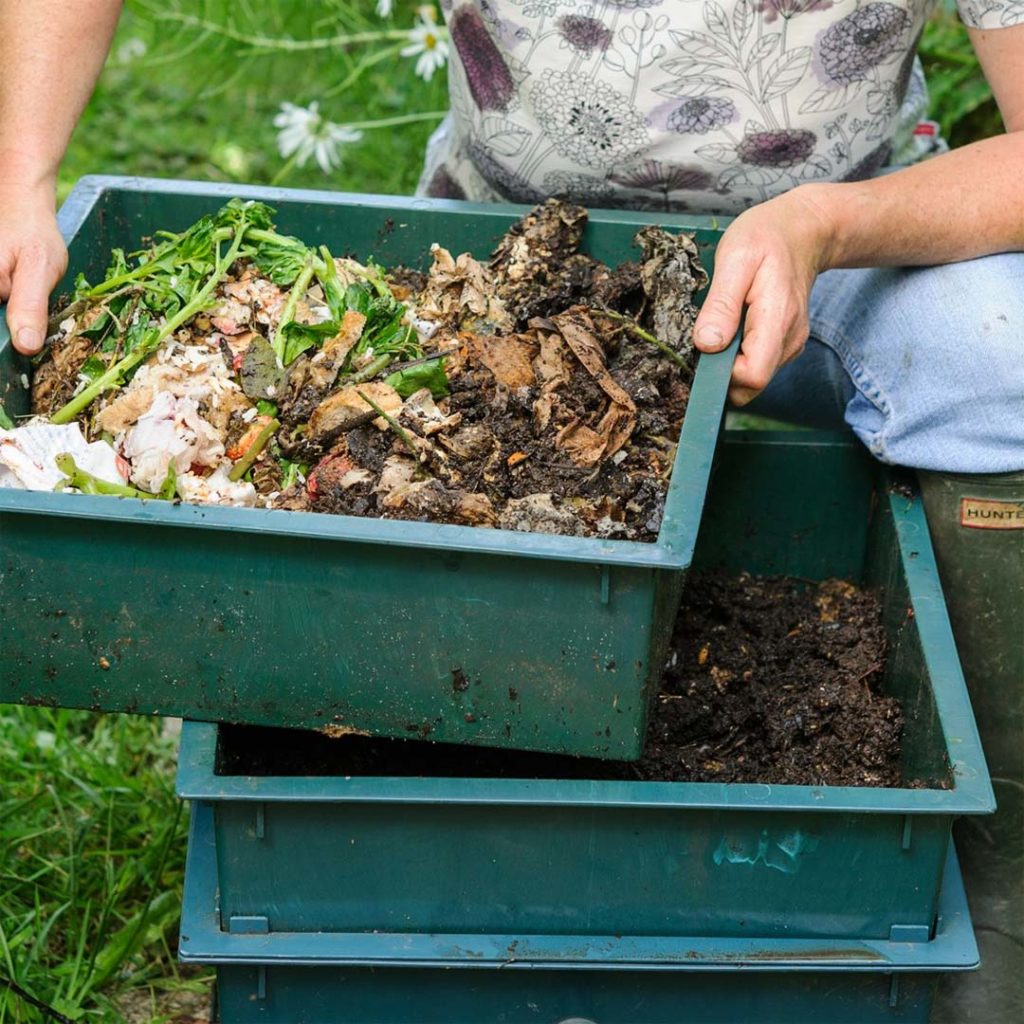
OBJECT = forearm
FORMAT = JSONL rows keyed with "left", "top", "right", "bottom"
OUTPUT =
{"left": 803, "top": 131, "right": 1024, "bottom": 270}
{"left": 0, "top": 0, "right": 123, "bottom": 191}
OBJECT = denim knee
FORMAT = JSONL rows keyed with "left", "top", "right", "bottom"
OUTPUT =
{"left": 805, "top": 254, "right": 1024, "bottom": 473}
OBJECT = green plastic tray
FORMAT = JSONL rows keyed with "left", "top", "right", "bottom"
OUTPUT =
{"left": 180, "top": 802, "right": 978, "bottom": 1024}
{"left": 0, "top": 176, "right": 736, "bottom": 760}
{"left": 176, "top": 434, "right": 993, "bottom": 943}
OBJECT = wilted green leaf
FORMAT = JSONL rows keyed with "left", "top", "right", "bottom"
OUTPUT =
{"left": 276, "top": 319, "right": 339, "bottom": 366}
{"left": 386, "top": 357, "right": 449, "bottom": 398}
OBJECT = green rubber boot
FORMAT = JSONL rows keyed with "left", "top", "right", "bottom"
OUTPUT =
{"left": 920, "top": 470, "right": 1024, "bottom": 1024}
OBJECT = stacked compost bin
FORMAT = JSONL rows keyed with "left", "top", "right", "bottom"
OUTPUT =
{"left": 0, "top": 178, "right": 996, "bottom": 1023}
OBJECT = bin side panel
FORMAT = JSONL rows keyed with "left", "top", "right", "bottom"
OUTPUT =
{"left": 98, "top": 186, "right": 725, "bottom": 276}
{"left": 865, "top": 491, "right": 953, "bottom": 788}
{"left": 215, "top": 964, "right": 936, "bottom": 1024}
{"left": 0, "top": 513, "right": 654, "bottom": 758}
{"left": 693, "top": 433, "right": 874, "bottom": 580}
{"left": 213, "top": 801, "right": 950, "bottom": 939}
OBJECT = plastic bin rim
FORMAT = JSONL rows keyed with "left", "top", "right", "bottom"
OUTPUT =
{"left": 0, "top": 174, "right": 740, "bottom": 572}
{"left": 178, "top": 802, "right": 978, "bottom": 970}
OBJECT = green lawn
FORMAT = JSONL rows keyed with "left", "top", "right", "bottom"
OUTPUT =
{"left": 2, "top": 0, "right": 1002, "bottom": 1020}
{"left": 58, "top": 0, "right": 448, "bottom": 202}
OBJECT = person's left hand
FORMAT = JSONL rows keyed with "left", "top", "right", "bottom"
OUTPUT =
{"left": 692, "top": 184, "right": 838, "bottom": 406}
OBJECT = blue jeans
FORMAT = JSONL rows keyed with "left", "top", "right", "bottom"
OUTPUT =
{"left": 748, "top": 253, "right": 1024, "bottom": 473}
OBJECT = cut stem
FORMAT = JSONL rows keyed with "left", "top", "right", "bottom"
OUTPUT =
{"left": 228, "top": 418, "right": 280, "bottom": 482}
{"left": 344, "top": 352, "right": 393, "bottom": 385}
{"left": 272, "top": 257, "right": 316, "bottom": 361}
{"left": 598, "top": 309, "right": 689, "bottom": 369}
{"left": 356, "top": 390, "right": 420, "bottom": 460}
{"left": 54, "top": 454, "right": 158, "bottom": 499}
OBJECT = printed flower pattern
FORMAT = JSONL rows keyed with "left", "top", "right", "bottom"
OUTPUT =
{"left": 737, "top": 129, "right": 818, "bottom": 167}
{"left": 557, "top": 14, "right": 613, "bottom": 55}
{"left": 450, "top": 6, "right": 517, "bottom": 111}
{"left": 817, "top": 3, "right": 911, "bottom": 85}
{"left": 421, "top": 0, "right": 1024, "bottom": 212}
{"left": 668, "top": 97, "right": 737, "bottom": 135}
{"left": 543, "top": 170, "right": 615, "bottom": 203}
{"left": 755, "top": 0, "right": 834, "bottom": 21}
{"left": 531, "top": 70, "right": 649, "bottom": 168}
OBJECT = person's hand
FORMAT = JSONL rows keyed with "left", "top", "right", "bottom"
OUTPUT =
{"left": 0, "top": 182, "right": 67, "bottom": 356}
{"left": 693, "top": 185, "right": 838, "bottom": 406}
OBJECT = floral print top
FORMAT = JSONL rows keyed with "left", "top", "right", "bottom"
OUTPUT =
{"left": 421, "top": 0, "right": 1024, "bottom": 213}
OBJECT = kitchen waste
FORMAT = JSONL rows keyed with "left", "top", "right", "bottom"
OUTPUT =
{"left": 2, "top": 198, "right": 707, "bottom": 541}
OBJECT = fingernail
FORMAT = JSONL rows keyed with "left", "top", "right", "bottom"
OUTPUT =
{"left": 696, "top": 325, "right": 725, "bottom": 350}
{"left": 17, "top": 328, "right": 42, "bottom": 354}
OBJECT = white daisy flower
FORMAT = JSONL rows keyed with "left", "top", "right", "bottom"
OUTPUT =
{"left": 401, "top": 14, "right": 450, "bottom": 82}
{"left": 116, "top": 36, "right": 147, "bottom": 64}
{"left": 376, "top": 0, "right": 393, "bottom": 15}
{"left": 273, "top": 102, "right": 363, "bottom": 175}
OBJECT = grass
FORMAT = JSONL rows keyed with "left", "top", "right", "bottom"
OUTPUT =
{"left": 57, "top": 0, "right": 447, "bottom": 203}
{"left": 0, "top": 710, "right": 198, "bottom": 1023}
{"left": 3, "top": 1, "right": 1004, "bottom": 1020}
{"left": 10, "top": 4, "right": 447, "bottom": 1019}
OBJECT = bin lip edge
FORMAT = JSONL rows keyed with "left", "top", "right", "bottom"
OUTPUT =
{"left": 177, "top": 802, "right": 978, "bottom": 970}
{"left": 175, "top": 722, "right": 991, "bottom": 814}
{"left": 68, "top": 173, "right": 738, "bottom": 230}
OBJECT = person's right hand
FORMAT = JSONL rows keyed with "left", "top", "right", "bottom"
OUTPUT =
{"left": 1, "top": 183, "right": 67, "bottom": 356}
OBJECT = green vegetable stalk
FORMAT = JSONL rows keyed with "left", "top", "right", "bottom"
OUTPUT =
{"left": 51, "top": 222, "right": 250, "bottom": 425}
{"left": 228, "top": 417, "right": 280, "bottom": 481}
{"left": 54, "top": 454, "right": 159, "bottom": 499}
{"left": 272, "top": 256, "right": 316, "bottom": 363}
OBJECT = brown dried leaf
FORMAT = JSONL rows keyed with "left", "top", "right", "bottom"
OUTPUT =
{"left": 533, "top": 330, "right": 570, "bottom": 391}
{"left": 418, "top": 244, "right": 512, "bottom": 329}
{"left": 551, "top": 309, "right": 635, "bottom": 411}
{"left": 636, "top": 226, "right": 708, "bottom": 359}
{"left": 465, "top": 332, "right": 538, "bottom": 389}
{"left": 554, "top": 419, "right": 606, "bottom": 468}
{"left": 548, "top": 308, "right": 637, "bottom": 466}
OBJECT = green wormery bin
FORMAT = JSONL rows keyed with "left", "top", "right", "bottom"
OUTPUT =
{"left": 180, "top": 800, "right": 979, "bottom": 1024}
{"left": 175, "top": 434, "right": 994, "bottom": 947}
{"left": 0, "top": 175, "right": 737, "bottom": 761}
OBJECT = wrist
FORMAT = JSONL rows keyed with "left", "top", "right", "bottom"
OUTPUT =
{"left": 0, "top": 147, "right": 58, "bottom": 202}
{"left": 786, "top": 183, "right": 850, "bottom": 272}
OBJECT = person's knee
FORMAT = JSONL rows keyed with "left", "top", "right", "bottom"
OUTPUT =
{"left": 808, "top": 254, "right": 1024, "bottom": 472}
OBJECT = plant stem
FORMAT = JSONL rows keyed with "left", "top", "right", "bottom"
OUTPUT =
{"left": 269, "top": 151, "right": 301, "bottom": 187}
{"left": 228, "top": 418, "right": 280, "bottom": 482}
{"left": 356, "top": 391, "right": 420, "bottom": 460}
{"left": 51, "top": 226, "right": 248, "bottom": 425}
{"left": 344, "top": 352, "right": 393, "bottom": 385}
{"left": 342, "top": 111, "right": 448, "bottom": 131}
{"left": 598, "top": 309, "right": 689, "bottom": 369}
{"left": 54, "top": 454, "right": 157, "bottom": 499}
{"left": 323, "top": 43, "right": 405, "bottom": 99}
{"left": 272, "top": 257, "right": 316, "bottom": 361}
{"left": 144, "top": 9, "right": 408, "bottom": 52}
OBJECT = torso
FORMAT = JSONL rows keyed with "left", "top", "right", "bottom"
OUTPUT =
{"left": 424, "top": 0, "right": 936, "bottom": 212}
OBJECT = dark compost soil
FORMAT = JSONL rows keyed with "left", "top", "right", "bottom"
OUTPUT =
{"left": 218, "top": 572, "right": 905, "bottom": 788}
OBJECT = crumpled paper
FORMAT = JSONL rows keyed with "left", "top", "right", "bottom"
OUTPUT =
{"left": 0, "top": 420, "right": 127, "bottom": 491}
